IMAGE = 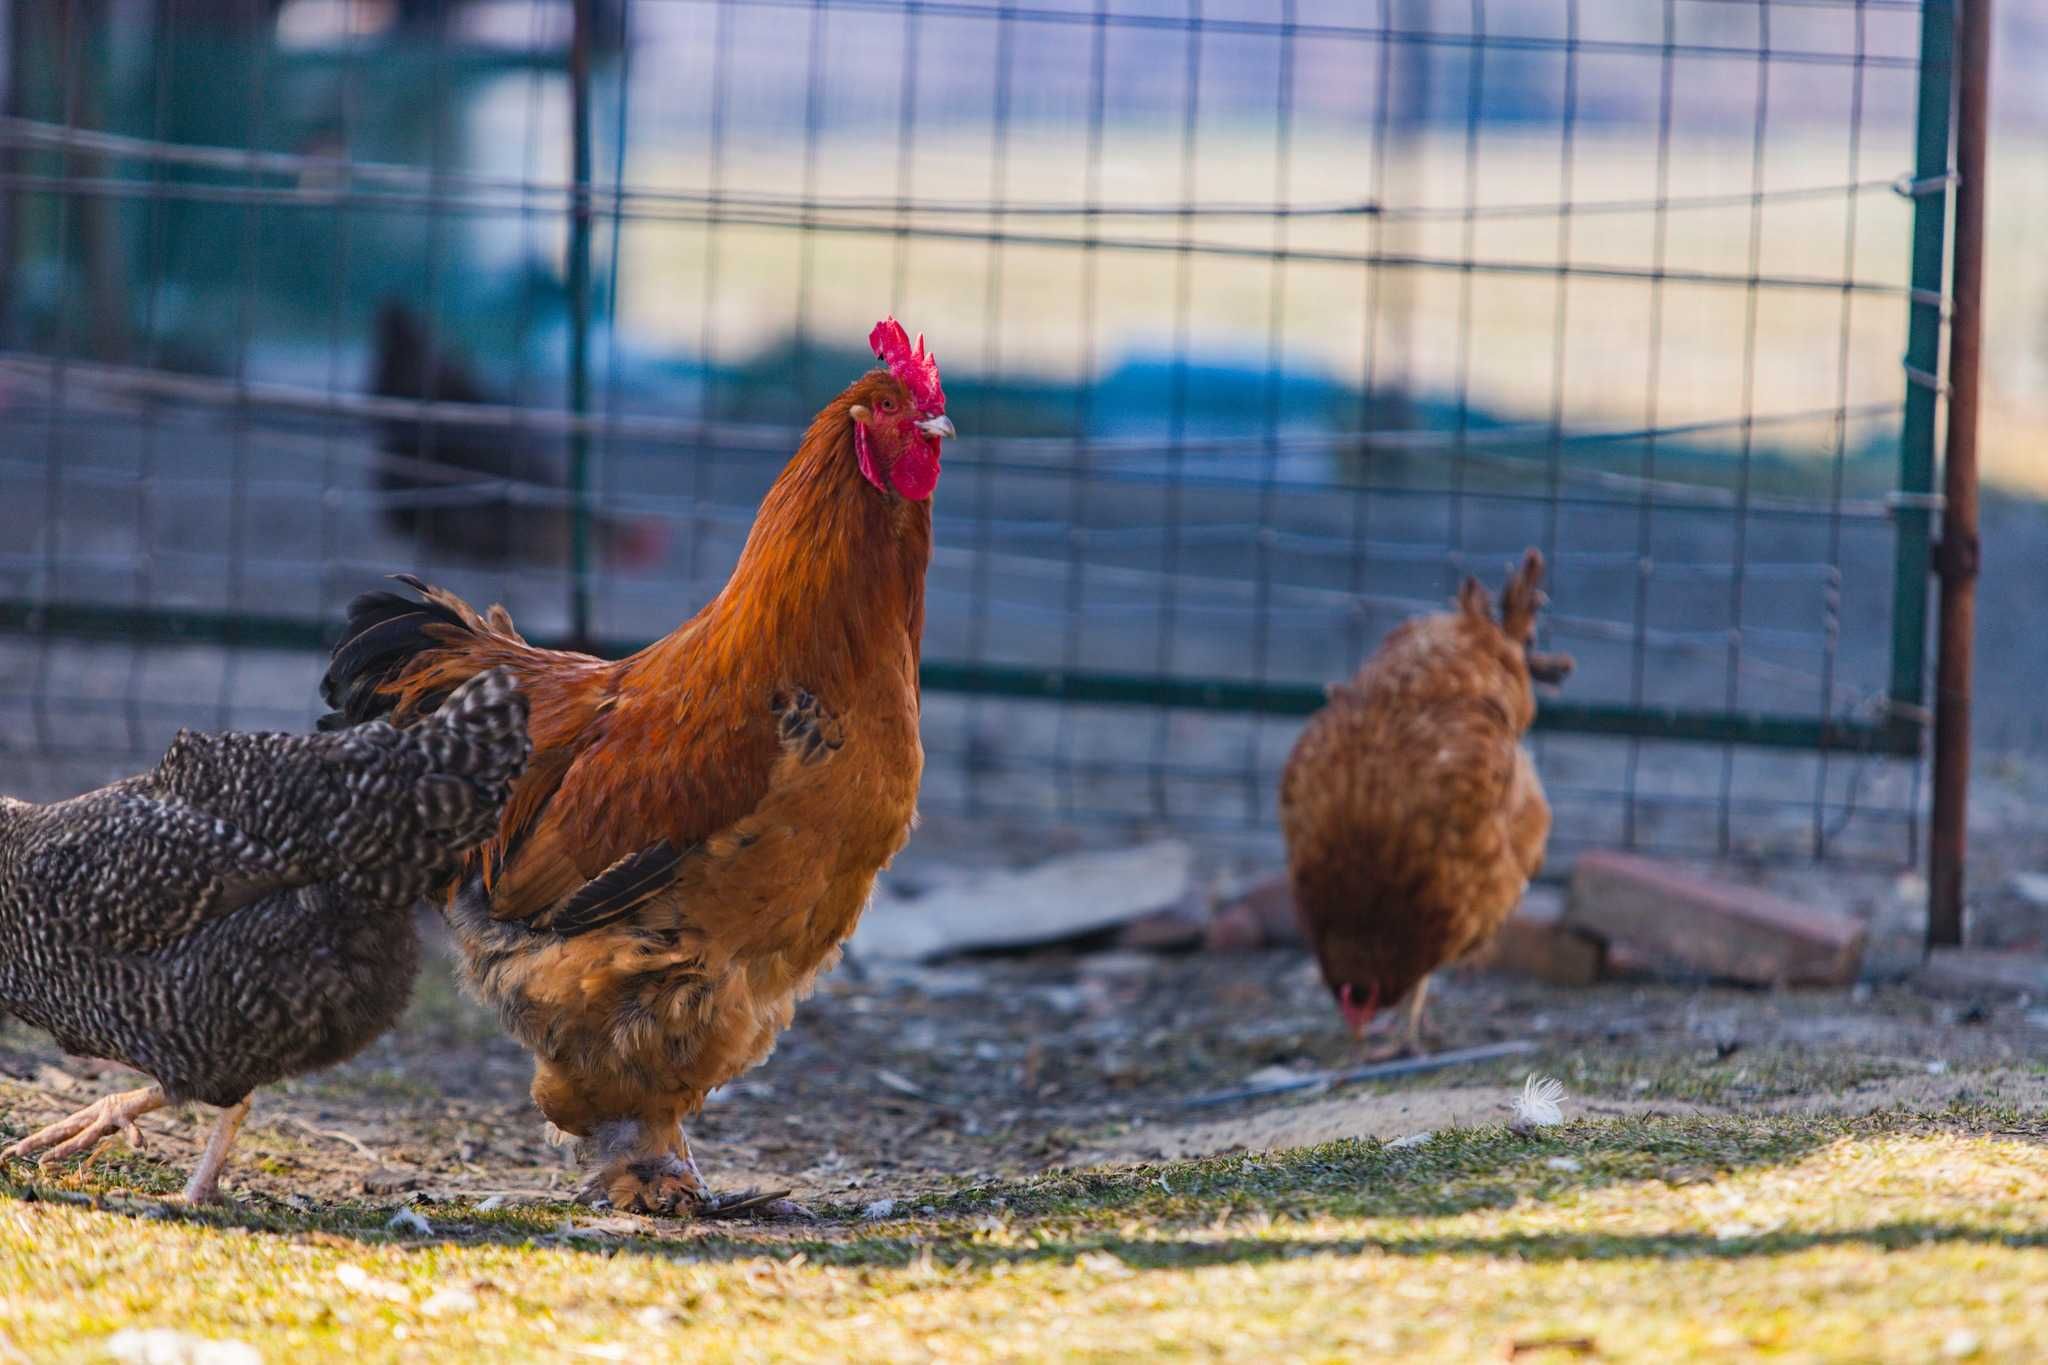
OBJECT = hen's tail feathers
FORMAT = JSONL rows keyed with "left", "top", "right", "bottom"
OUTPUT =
{"left": 1456, "top": 575, "right": 1495, "bottom": 625}
{"left": 409, "top": 667, "right": 535, "bottom": 820}
{"left": 320, "top": 574, "right": 522, "bottom": 732}
{"left": 161, "top": 670, "right": 531, "bottom": 907}
{"left": 1497, "top": 548, "right": 1547, "bottom": 644}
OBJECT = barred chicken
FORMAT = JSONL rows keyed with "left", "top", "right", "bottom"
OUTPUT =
{"left": 0, "top": 670, "right": 529, "bottom": 1201}
{"left": 1281, "top": 549, "right": 1573, "bottom": 1056}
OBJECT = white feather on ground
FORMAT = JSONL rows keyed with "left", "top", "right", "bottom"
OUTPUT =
{"left": 1511, "top": 1074, "right": 1568, "bottom": 1130}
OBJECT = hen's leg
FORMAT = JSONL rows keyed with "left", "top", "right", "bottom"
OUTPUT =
{"left": 181, "top": 1096, "right": 252, "bottom": 1204}
{"left": 1352, "top": 978, "right": 1434, "bottom": 1063}
{"left": 1402, "top": 975, "right": 1434, "bottom": 1055}
{"left": 2, "top": 1083, "right": 168, "bottom": 1168}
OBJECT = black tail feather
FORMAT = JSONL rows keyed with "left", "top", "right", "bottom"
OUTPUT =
{"left": 319, "top": 574, "right": 472, "bottom": 731}
{"left": 541, "top": 841, "right": 683, "bottom": 938}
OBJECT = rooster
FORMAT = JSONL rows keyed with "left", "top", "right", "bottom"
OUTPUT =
{"left": 368, "top": 301, "right": 666, "bottom": 571}
{"left": 1, "top": 671, "right": 529, "bottom": 1201}
{"left": 1280, "top": 549, "right": 1573, "bottom": 1057}
{"left": 320, "top": 317, "right": 950, "bottom": 1213}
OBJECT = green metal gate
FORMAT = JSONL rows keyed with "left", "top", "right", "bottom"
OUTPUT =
{"left": 0, "top": 1, "right": 1980, "bottom": 868}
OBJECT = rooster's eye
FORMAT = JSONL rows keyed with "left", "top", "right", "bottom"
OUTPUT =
{"left": 879, "top": 397, "right": 897, "bottom": 413}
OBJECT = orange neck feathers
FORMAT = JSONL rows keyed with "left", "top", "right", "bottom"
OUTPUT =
{"left": 640, "top": 393, "right": 932, "bottom": 699}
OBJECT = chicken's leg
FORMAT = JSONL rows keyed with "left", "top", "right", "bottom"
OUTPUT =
{"left": 576, "top": 1115, "right": 795, "bottom": 1218}
{"left": 2, "top": 1083, "right": 168, "bottom": 1169}
{"left": 577, "top": 1115, "right": 711, "bottom": 1214}
{"left": 181, "top": 1096, "right": 252, "bottom": 1204}
{"left": 1353, "top": 977, "right": 1437, "bottom": 1063}
{"left": 1402, "top": 975, "right": 1434, "bottom": 1055}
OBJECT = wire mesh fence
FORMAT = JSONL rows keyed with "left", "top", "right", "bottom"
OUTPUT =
{"left": 0, "top": 0, "right": 1963, "bottom": 864}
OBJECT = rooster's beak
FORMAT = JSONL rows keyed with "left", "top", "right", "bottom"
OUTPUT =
{"left": 916, "top": 415, "right": 956, "bottom": 440}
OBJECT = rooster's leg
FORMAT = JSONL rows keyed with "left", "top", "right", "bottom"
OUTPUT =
{"left": 576, "top": 1116, "right": 800, "bottom": 1218}
{"left": 2, "top": 1083, "right": 168, "bottom": 1170}
{"left": 180, "top": 1096, "right": 252, "bottom": 1204}
{"left": 577, "top": 1114, "right": 713, "bottom": 1215}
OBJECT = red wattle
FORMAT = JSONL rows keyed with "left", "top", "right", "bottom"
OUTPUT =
{"left": 890, "top": 440, "right": 941, "bottom": 502}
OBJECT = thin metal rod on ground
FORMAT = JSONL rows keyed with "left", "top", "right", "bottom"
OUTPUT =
{"left": 1182, "top": 1040, "right": 1541, "bottom": 1109}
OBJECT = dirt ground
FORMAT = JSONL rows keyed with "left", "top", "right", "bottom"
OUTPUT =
{"left": 3, "top": 904, "right": 2044, "bottom": 1220}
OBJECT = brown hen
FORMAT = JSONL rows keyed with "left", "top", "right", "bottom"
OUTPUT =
{"left": 1279, "top": 548, "right": 1572, "bottom": 1055}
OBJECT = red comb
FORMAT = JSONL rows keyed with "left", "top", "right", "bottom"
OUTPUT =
{"left": 869, "top": 316, "right": 945, "bottom": 414}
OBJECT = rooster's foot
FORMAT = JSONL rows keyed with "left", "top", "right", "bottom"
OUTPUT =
{"left": 580, "top": 1149, "right": 712, "bottom": 1215}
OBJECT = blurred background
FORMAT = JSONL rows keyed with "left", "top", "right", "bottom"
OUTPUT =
{"left": 0, "top": 0, "right": 2038, "bottom": 866}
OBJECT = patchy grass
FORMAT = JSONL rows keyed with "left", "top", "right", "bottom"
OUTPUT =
{"left": 6, "top": 958, "right": 2045, "bottom": 1359}
{"left": 4, "top": 1107, "right": 2046, "bottom": 1362}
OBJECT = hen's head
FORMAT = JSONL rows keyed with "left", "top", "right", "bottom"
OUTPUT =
{"left": 1335, "top": 981, "right": 1380, "bottom": 1039}
{"left": 847, "top": 317, "right": 952, "bottom": 502}
{"left": 1313, "top": 943, "right": 1421, "bottom": 1042}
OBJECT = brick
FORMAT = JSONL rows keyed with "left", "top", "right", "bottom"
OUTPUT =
{"left": 1563, "top": 850, "right": 1866, "bottom": 987}
{"left": 1459, "top": 888, "right": 1608, "bottom": 987}
{"left": 1204, "top": 873, "right": 1306, "bottom": 953}
{"left": 1915, "top": 948, "right": 2048, "bottom": 998}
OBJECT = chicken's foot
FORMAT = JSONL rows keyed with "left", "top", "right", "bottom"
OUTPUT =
{"left": 577, "top": 1117, "right": 712, "bottom": 1214}
{"left": 181, "top": 1095, "right": 252, "bottom": 1204}
{"left": 575, "top": 1118, "right": 804, "bottom": 1218}
{"left": 2, "top": 1083, "right": 168, "bottom": 1170}
{"left": 1353, "top": 977, "right": 1437, "bottom": 1063}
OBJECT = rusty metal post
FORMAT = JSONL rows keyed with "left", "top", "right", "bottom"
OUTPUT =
{"left": 1928, "top": 0, "right": 1990, "bottom": 949}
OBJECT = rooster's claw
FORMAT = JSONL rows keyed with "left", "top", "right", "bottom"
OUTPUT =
{"left": 696, "top": 1187, "right": 799, "bottom": 1220}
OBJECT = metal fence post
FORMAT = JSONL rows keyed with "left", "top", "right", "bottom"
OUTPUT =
{"left": 1890, "top": 2, "right": 1953, "bottom": 750}
{"left": 567, "top": 0, "right": 596, "bottom": 646}
{"left": 1928, "top": 0, "right": 1991, "bottom": 949}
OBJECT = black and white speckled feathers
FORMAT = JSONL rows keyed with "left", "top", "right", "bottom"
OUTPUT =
{"left": 0, "top": 670, "right": 529, "bottom": 1108}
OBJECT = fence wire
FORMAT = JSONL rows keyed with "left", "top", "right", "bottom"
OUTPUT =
{"left": 0, "top": 0, "right": 1957, "bottom": 864}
